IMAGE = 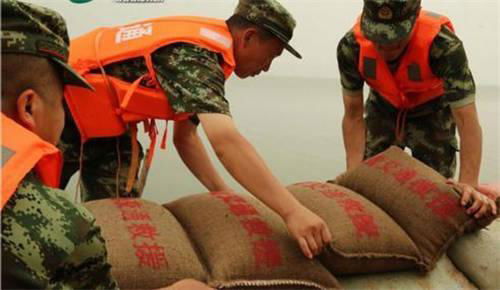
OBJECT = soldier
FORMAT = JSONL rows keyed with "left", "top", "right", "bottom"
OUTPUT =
{"left": 1, "top": 0, "right": 117, "bottom": 288}
{"left": 1, "top": 1, "right": 214, "bottom": 289}
{"left": 61, "top": 0, "right": 331, "bottom": 258}
{"left": 337, "top": 0, "right": 495, "bottom": 217}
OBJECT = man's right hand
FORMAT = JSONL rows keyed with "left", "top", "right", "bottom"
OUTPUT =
{"left": 284, "top": 205, "right": 332, "bottom": 259}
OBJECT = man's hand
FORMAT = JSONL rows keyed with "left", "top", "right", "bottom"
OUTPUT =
{"left": 476, "top": 183, "right": 500, "bottom": 202}
{"left": 447, "top": 180, "right": 497, "bottom": 218}
{"left": 284, "top": 205, "right": 332, "bottom": 259}
{"left": 157, "top": 279, "right": 215, "bottom": 290}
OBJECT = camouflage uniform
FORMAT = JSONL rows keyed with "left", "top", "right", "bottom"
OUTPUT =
{"left": 1, "top": 0, "right": 117, "bottom": 288}
{"left": 2, "top": 174, "right": 117, "bottom": 289}
{"left": 337, "top": 0, "right": 476, "bottom": 178}
{"left": 59, "top": 0, "right": 301, "bottom": 201}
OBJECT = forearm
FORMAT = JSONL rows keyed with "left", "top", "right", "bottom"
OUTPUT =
{"left": 457, "top": 122, "right": 482, "bottom": 186}
{"left": 342, "top": 114, "right": 366, "bottom": 170}
{"left": 175, "top": 135, "right": 229, "bottom": 192}
{"left": 212, "top": 133, "right": 302, "bottom": 218}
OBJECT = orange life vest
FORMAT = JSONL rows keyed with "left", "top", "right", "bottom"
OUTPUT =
{"left": 1, "top": 114, "right": 62, "bottom": 209}
{"left": 65, "top": 16, "right": 236, "bottom": 193}
{"left": 353, "top": 10, "right": 455, "bottom": 109}
{"left": 66, "top": 16, "right": 236, "bottom": 142}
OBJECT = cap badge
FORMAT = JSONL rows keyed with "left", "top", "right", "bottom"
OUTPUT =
{"left": 378, "top": 6, "right": 393, "bottom": 20}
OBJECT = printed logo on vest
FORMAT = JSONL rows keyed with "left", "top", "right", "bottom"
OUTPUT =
{"left": 200, "top": 28, "right": 232, "bottom": 49}
{"left": 116, "top": 23, "right": 153, "bottom": 44}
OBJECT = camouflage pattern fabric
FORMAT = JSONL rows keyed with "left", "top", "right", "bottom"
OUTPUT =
{"left": 337, "top": 25, "right": 475, "bottom": 178}
{"left": 1, "top": 0, "right": 92, "bottom": 89}
{"left": 59, "top": 43, "right": 228, "bottom": 201}
{"left": 234, "top": 0, "right": 301, "bottom": 58}
{"left": 1, "top": 173, "right": 118, "bottom": 289}
{"left": 364, "top": 96, "right": 458, "bottom": 178}
{"left": 361, "top": 0, "right": 422, "bottom": 45}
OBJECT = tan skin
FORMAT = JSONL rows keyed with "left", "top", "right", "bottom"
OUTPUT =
{"left": 343, "top": 23, "right": 494, "bottom": 218}
{"left": 173, "top": 26, "right": 332, "bottom": 259}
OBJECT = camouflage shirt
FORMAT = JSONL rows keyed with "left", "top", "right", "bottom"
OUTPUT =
{"left": 1, "top": 173, "right": 118, "bottom": 290}
{"left": 337, "top": 25, "right": 476, "bottom": 109}
{"left": 101, "top": 42, "right": 230, "bottom": 122}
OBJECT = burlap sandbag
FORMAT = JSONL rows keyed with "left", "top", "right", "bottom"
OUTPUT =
{"left": 84, "top": 198, "right": 208, "bottom": 289}
{"left": 164, "top": 192, "right": 341, "bottom": 290}
{"left": 287, "top": 182, "right": 422, "bottom": 274}
{"left": 339, "top": 256, "right": 477, "bottom": 290}
{"left": 334, "top": 146, "right": 498, "bottom": 271}
{"left": 447, "top": 220, "right": 500, "bottom": 289}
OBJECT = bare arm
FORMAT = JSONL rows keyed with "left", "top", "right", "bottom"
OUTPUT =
{"left": 198, "top": 113, "right": 332, "bottom": 258}
{"left": 451, "top": 103, "right": 482, "bottom": 186}
{"left": 173, "top": 119, "right": 230, "bottom": 192}
{"left": 447, "top": 103, "right": 494, "bottom": 218}
{"left": 342, "top": 89, "right": 365, "bottom": 170}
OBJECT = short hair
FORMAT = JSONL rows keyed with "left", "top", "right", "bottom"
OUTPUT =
{"left": 1, "top": 53, "right": 63, "bottom": 105}
{"left": 226, "top": 14, "right": 274, "bottom": 40}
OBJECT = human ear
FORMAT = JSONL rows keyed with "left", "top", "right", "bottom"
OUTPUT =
{"left": 16, "top": 89, "right": 39, "bottom": 131}
{"left": 242, "top": 28, "right": 259, "bottom": 48}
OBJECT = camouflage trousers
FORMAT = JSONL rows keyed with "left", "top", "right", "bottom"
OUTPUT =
{"left": 58, "top": 106, "right": 144, "bottom": 202}
{"left": 364, "top": 95, "right": 459, "bottom": 178}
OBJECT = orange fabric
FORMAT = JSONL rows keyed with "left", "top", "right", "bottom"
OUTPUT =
{"left": 353, "top": 11, "right": 455, "bottom": 109}
{"left": 1, "top": 114, "right": 62, "bottom": 209}
{"left": 66, "top": 16, "right": 236, "bottom": 141}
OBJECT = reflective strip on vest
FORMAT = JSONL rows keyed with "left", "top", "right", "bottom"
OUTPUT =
{"left": 1, "top": 146, "right": 15, "bottom": 167}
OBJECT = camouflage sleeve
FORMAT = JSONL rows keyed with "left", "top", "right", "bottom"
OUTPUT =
{"left": 337, "top": 31, "right": 365, "bottom": 93}
{"left": 152, "top": 42, "right": 230, "bottom": 117}
{"left": 430, "top": 26, "right": 476, "bottom": 109}
{"left": 1, "top": 174, "right": 118, "bottom": 290}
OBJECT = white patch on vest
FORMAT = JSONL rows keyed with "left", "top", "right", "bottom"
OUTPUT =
{"left": 115, "top": 23, "right": 153, "bottom": 44}
{"left": 1, "top": 146, "right": 15, "bottom": 167}
{"left": 199, "top": 28, "right": 231, "bottom": 49}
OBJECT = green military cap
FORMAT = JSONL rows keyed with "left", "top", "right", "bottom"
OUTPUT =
{"left": 1, "top": 0, "right": 93, "bottom": 90}
{"left": 234, "top": 0, "right": 302, "bottom": 59}
{"left": 361, "top": 0, "right": 422, "bottom": 45}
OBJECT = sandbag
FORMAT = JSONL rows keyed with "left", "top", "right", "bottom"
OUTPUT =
{"left": 288, "top": 182, "right": 422, "bottom": 274}
{"left": 84, "top": 198, "right": 208, "bottom": 289}
{"left": 334, "top": 146, "right": 497, "bottom": 271}
{"left": 448, "top": 220, "right": 500, "bottom": 289}
{"left": 339, "top": 256, "right": 477, "bottom": 290}
{"left": 165, "top": 192, "right": 341, "bottom": 289}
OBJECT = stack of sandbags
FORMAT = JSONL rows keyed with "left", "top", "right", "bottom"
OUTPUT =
{"left": 287, "top": 182, "right": 422, "bottom": 274}
{"left": 165, "top": 191, "right": 341, "bottom": 289}
{"left": 84, "top": 199, "right": 208, "bottom": 289}
{"left": 333, "top": 146, "right": 498, "bottom": 271}
{"left": 447, "top": 220, "right": 500, "bottom": 289}
{"left": 86, "top": 196, "right": 341, "bottom": 289}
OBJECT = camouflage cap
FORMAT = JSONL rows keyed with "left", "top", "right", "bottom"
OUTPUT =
{"left": 234, "top": 0, "right": 302, "bottom": 59}
{"left": 1, "top": 0, "right": 93, "bottom": 90}
{"left": 361, "top": 0, "right": 421, "bottom": 45}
